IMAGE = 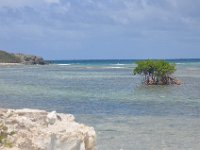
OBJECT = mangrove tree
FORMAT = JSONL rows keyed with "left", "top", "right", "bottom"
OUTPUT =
{"left": 134, "top": 60, "right": 181, "bottom": 85}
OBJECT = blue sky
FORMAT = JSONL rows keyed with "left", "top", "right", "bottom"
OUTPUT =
{"left": 0, "top": 0, "right": 200, "bottom": 59}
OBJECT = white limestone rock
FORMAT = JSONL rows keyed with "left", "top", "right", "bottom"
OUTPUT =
{"left": 47, "top": 111, "right": 57, "bottom": 125}
{"left": 0, "top": 108, "right": 96, "bottom": 150}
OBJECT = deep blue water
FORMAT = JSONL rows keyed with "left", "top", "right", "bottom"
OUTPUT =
{"left": 49, "top": 58, "right": 200, "bottom": 66}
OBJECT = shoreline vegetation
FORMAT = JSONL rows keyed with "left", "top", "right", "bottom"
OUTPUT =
{"left": 0, "top": 50, "right": 47, "bottom": 65}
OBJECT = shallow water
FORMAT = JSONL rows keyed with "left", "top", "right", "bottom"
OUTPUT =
{"left": 0, "top": 61, "right": 200, "bottom": 149}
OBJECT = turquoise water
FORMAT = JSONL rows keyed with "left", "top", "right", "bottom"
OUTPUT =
{"left": 0, "top": 60, "right": 200, "bottom": 149}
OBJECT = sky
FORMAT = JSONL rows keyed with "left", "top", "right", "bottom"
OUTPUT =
{"left": 0, "top": 0, "right": 200, "bottom": 60}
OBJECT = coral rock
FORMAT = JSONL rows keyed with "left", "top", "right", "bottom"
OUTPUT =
{"left": 0, "top": 108, "right": 96, "bottom": 150}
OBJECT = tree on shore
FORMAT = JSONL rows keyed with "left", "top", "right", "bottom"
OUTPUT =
{"left": 134, "top": 60, "right": 181, "bottom": 85}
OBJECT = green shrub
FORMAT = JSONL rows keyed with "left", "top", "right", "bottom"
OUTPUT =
{"left": 0, "top": 122, "right": 15, "bottom": 148}
{"left": 134, "top": 60, "right": 177, "bottom": 85}
{"left": 0, "top": 50, "right": 21, "bottom": 63}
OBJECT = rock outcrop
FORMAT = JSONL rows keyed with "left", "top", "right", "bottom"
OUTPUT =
{"left": 0, "top": 108, "right": 96, "bottom": 150}
{"left": 15, "top": 54, "right": 46, "bottom": 65}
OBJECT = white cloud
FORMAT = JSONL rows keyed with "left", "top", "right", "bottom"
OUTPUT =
{"left": 45, "top": 0, "right": 60, "bottom": 4}
{"left": 0, "top": 0, "right": 200, "bottom": 37}
{"left": 93, "top": 0, "right": 200, "bottom": 30}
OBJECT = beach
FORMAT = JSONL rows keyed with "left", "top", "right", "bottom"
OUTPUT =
{"left": 0, "top": 60, "right": 200, "bottom": 149}
{"left": 0, "top": 63, "right": 22, "bottom": 66}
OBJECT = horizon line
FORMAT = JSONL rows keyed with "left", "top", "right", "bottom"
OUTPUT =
{"left": 46, "top": 58, "right": 200, "bottom": 61}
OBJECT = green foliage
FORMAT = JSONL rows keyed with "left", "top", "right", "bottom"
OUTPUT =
{"left": 134, "top": 60, "right": 176, "bottom": 85}
{"left": 0, "top": 50, "right": 21, "bottom": 63}
{"left": 134, "top": 60, "right": 155, "bottom": 75}
{"left": 0, "top": 122, "right": 15, "bottom": 148}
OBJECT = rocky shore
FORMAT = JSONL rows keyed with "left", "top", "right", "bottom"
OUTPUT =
{"left": 15, "top": 54, "right": 46, "bottom": 65}
{"left": 0, "top": 108, "right": 96, "bottom": 150}
{"left": 0, "top": 50, "right": 47, "bottom": 65}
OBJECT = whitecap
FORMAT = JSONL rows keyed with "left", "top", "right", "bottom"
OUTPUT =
{"left": 113, "top": 63, "right": 126, "bottom": 66}
{"left": 176, "top": 63, "right": 185, "bottom": 65}
{"left": 104, "top": 66, "right": 125, "bottom": 69}
{"left": 57, "top": 64, "right": 71, "bottom": 66}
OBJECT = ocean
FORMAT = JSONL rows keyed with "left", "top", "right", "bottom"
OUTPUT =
{"left": 0, "top": 59, "right": 200, "bottom": 149}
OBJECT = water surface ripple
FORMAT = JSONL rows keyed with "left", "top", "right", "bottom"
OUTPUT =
{"left": 0, "top": 61, "right": 200, "bottom": 149}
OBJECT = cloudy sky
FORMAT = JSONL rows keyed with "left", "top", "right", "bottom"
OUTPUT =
{"left": 0, "top": 0, "right": 200, "bottom": 59}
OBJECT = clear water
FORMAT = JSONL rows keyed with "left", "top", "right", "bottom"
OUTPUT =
{"left": 0, "top": 60, "right": 200, "bottom": 150}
